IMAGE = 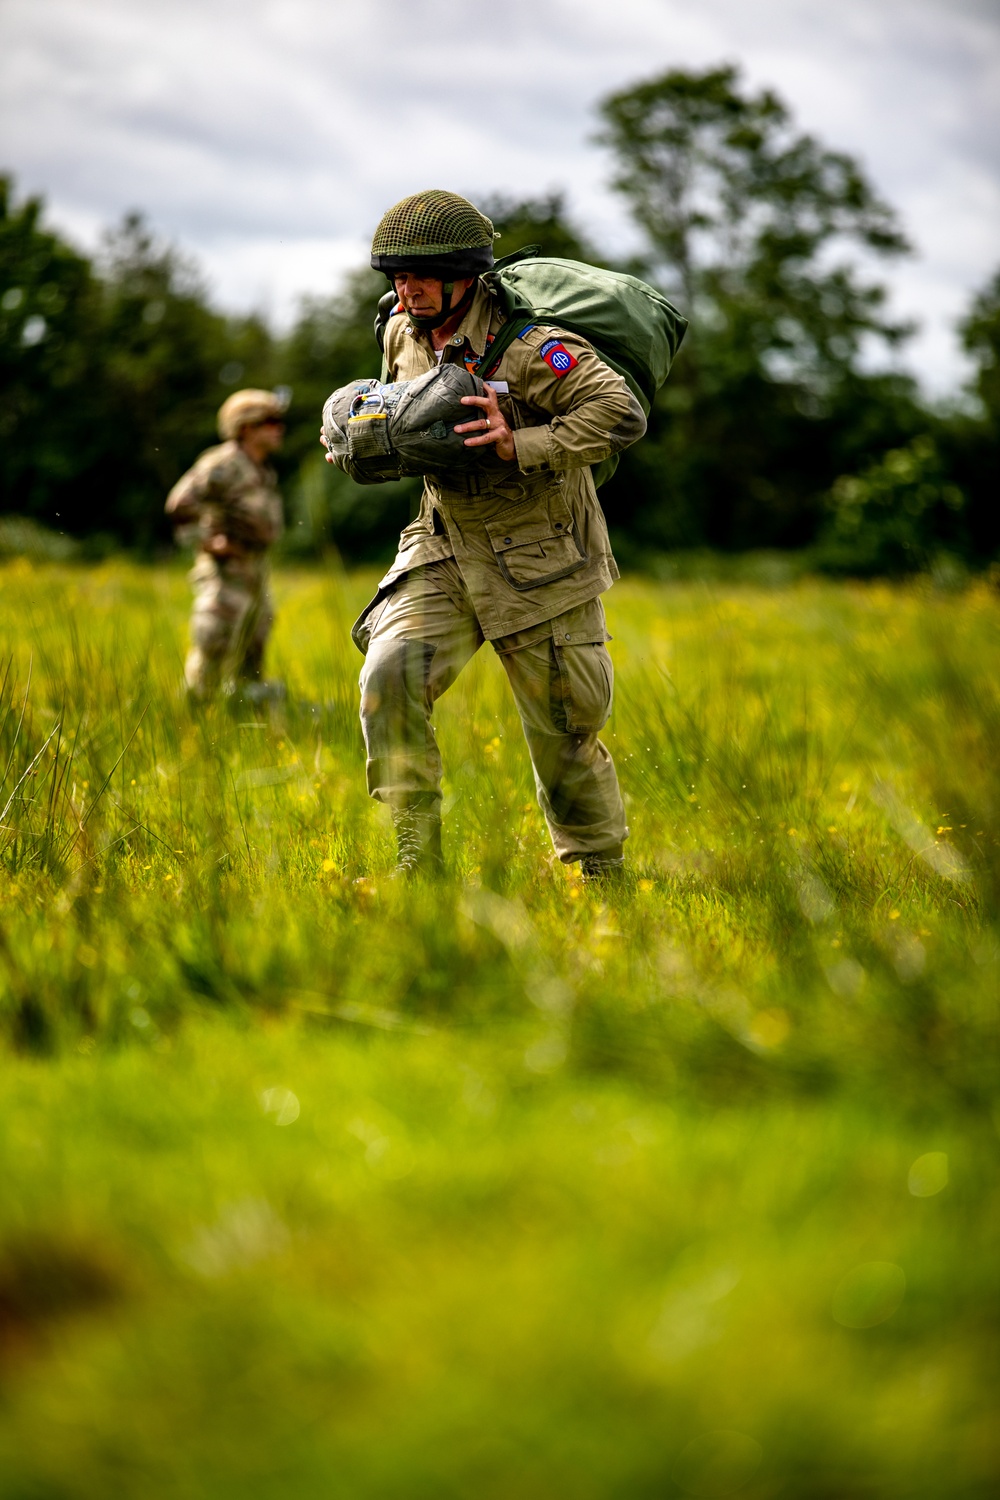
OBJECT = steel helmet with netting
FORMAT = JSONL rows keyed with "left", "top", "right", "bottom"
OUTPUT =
{"left": 217, "top": 389, "right": 289, "bottom": 441}
{"left": 371, "top": 190, "right": 497, "bottom": 279}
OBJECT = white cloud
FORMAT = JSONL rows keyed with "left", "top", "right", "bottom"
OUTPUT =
{"left": 2, "top": 0, "right": 997, "bottom": 392}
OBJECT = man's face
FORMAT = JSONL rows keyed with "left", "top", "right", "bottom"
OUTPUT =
{"left": 392, "top": 273, "right": 473, "bottom": 319}
{"left": 245, "top": 418, "right": 284, "bottom": 454}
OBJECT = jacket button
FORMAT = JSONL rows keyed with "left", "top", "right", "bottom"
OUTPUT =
{"left": 554, "top": 522, "right": 563, "bottom": 529}
{"left": 504, "top": 536, "right": 512, "bottom": 545}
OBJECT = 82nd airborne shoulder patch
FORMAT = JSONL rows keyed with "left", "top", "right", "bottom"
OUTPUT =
{"left": 539, "top": 337, "right": 578, "bottom": 377}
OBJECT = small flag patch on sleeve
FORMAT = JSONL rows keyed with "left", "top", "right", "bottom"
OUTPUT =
{"left": 539, "top": 338, "right": 578, "bottom": 376}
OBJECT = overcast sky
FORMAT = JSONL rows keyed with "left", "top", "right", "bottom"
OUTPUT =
{"left": 2, "top": 0, "right": 998, "bottom": 394}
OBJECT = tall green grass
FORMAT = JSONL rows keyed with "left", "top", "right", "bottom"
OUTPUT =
{"left": 0, "top": 557, "right": 997, "bottom": 1497}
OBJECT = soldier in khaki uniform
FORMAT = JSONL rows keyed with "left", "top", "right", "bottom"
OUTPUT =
{"left": 166, "top": 389, "right": 287, "bottom": 700}
{"left": 337, "top": 191, "right": 647, "bottom": 877}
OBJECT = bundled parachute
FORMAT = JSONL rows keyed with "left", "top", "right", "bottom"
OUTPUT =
{"left": 322, "top": 364, "right": 488, "bottom": 485}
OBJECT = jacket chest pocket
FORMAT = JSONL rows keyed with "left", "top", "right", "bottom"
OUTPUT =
{"left": 486, "top": 503, "right": 589, "bottom": 592}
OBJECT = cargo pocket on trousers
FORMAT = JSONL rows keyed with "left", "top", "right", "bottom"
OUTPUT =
{"left": 550, "top": 640, "right": 613, "bottom": 734}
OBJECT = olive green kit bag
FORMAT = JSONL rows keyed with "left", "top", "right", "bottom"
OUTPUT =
{"left": 377, "top": 246, "right": 688, "bottom": 487}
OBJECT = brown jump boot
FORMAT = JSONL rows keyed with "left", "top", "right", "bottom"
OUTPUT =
{"left": 390, "top": 794, "right": 444, "bottom": 879}
{"left": 579, "top": 845, "right": 626, "bottom": 884}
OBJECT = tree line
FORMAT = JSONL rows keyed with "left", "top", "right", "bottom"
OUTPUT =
{"left": 1, "top": 66, "right": 997, "bottom": 574}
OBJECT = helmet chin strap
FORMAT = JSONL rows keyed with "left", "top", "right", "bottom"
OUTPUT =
{"left": 406, "top": 277, "right": 477, "bottom": 332}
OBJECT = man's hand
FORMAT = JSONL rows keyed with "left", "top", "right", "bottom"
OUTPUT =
{"left": 206, "top": 533, "right": 237, "bottom": 557}
{"left": 320, "top": 430, "right": 335, "bottom": 464}
{"left": 455, "top": 388, "right": 516, "bottom": 462}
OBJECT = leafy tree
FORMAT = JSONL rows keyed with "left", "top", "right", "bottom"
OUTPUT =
{"left": 0, "top": 176, "right": 105, "bottom": 528}
{"left": 281, "top": 267, "right": 387, "bottom": 460}
{"left": 960, "top": 267, "right": 1000, "bottom": 428}
{"left": 477, "top": 192, "right": 602, "bottom": 264}
{"left": 595, "top": 66, "right": 924, "bottom": 553}
{"left": 7, "top": 159, "right": 988, "bottom": 573}
{"left": 95, "top": 213, "right": 276, "bottom": 547}
{"left": 940, "top": 265, "right": 1000, "bottom": 562}
{"left": 0, "top": 185, "right": 279, "bottom": 550}
{"left": 817, "top": 435, "right": 966, "bottom": 575}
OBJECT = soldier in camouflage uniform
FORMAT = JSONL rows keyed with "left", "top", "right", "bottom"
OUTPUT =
{"left": 166, "top": 389, "right": 287, "bottom": 700}
{"left": 330, "top": 191, "right": 647, "bottom": 878}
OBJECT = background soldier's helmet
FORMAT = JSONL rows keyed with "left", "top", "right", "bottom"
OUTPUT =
{"left": 217, "top": 389, "right": 289, "bottom": 441}
{"left": 370, "top": 190, "right": 497, "bottom": 279}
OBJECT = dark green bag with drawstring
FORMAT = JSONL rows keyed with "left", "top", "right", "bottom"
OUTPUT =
{"left": 376, "top": 246, "right": 688, "bottom": 488}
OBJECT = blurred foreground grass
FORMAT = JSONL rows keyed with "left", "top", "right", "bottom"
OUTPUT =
{"left": 0, "top": 557, "right": 997, "bottom": 1497}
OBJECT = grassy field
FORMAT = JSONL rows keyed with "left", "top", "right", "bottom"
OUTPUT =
{"left": 0, "top": 556, "right": 997, "bottom": 1498}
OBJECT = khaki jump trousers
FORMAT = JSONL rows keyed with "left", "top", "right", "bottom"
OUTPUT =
{"left": 358, "top": 558, "right": 627, "bottom": 862}
{"left": 185, "top": 551, "right": 274, "bottom": 699}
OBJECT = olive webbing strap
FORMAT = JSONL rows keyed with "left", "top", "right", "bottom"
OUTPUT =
{"left": 472, "top": 245, "right": 542, "bottom": 378}
{"left": 474, "top": 310, "right": 535, "bottom": 380}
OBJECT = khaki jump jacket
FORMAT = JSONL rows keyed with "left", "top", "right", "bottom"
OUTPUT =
{"left": 363, "top": 281, "right": 646, "bottom": 641}
{"left": 165, "top": 441, "right": 283, "bottom": 557}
